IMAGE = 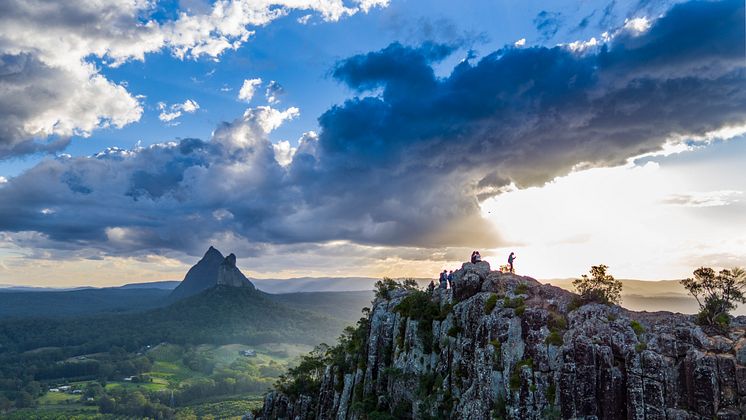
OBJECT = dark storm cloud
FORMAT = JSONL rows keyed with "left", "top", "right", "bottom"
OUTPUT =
{"left": 0, "top": 0, "right": 744, "bottom": 258}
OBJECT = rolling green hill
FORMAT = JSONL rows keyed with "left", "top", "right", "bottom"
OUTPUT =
{"left": 0, "top": 286, "right": 350, "bottom": 355}
{"left": 0, "top": 287, "right": 171, "bottom": 318}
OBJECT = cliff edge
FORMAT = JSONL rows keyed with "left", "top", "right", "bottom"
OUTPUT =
{"left": 255, "top": 262, "right": 746, "bottom": 419}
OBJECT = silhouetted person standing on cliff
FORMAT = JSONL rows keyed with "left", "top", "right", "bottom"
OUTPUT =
{"left": 447, "top": 270, "right": 454, "bottom": 288}
{"left": 439, "top": 270, "right": 448, "bottom": 289}
{"left": 508, "top": 252, "right": 516, "bottom": 273}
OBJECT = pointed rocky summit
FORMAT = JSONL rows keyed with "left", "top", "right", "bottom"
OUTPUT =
{"left": 169, "top": 246, "right": 254, "bottom": 301}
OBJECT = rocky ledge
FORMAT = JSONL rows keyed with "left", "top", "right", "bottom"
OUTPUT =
{"left": 255, "top": 262, "right": 746, "bottom": 419}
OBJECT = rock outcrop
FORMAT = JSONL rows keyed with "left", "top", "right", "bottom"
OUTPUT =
{"left": 217, "top": 253, "right": 255, "bottom": 289}
{"left": 170, "top": 246, "right": 254, "bottom": 301}
{"left": 255, "top": 262, "right": 746, "bottom": 419}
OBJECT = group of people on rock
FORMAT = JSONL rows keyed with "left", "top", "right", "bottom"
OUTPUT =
{"left": 428, "top": 251, "right": 517, "bottom": 292}
{"left": 429, "top": 270, "right": 454, "bottom": 291}
{"left": 471, "top": 250, "right": 516, "bottom": 272}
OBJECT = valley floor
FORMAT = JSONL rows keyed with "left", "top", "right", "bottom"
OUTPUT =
{"left": 0, "top": 342, "right": 313, "bottom": 420}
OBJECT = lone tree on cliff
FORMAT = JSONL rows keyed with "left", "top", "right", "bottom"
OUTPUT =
{"left": 573, "top": 264, "right": 623, "bottom": 305}
{"left": 680, "top": 267, "right": 746, "bottom": 328}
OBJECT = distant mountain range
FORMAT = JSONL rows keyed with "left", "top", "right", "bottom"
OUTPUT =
{"left": 0, "top": 276, "right": 385, "bottom": 294}
{"left": 546, "top": 278, "right": 746, "bottom": 316}
{"left": 0, "top": 284, "right": 94, "bottom": 292}
{"left": 117, "top": 280, "right": 180, "bottom": 290}
{"left": 252, "top": 277, "right": 386, "bottom": 293}
{"left": 0, "top": 247, "right": 375, "bottom": 354}
{"left": 3, "top": 257, "right": 744, "bottom": 317}
{"left": 0, "top": 287, "right": 172, "bottom": 318}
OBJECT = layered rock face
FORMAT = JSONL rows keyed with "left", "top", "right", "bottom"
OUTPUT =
{"left": 218, "top": 253, "right": 255, "bottom": 289}
{"left": 257, "top": 262, "right": 746, "bottom": 419}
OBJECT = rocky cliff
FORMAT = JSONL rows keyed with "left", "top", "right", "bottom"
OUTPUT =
{"left": 255, "top": 262, "right": 746, "bottom": 419}
{"left": 218, "top": 253, "right": 255, "bottom": 289}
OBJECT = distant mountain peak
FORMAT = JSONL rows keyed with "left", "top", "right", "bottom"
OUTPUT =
{"left": 169, "top": 247, "right": 254, "bottom": 301}
{"left": 204, "top": 245, "right": 224, "bottom": 260}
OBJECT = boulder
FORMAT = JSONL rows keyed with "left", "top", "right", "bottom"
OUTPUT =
{"left": 451, "top": 261, "right": 491, "bottom": 301}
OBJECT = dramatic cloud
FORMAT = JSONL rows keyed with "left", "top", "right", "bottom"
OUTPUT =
{"left": 0, "top": 0, "right": 388, "bottom": 159}
{"left": 238, "top": 78, "right": 263, "bottom": 102}
{"left": 0, "top": 0, "right": 743, "bottom": 259}
{"left": 0, "top": 53, "right": 142, "bottom": 158}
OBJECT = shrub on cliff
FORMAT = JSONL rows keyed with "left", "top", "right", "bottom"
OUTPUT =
{"left": 572, "top": 265, "right": 622, "bottom": 306}
{"left": 681, "top": 267, "right": 746, "bottom": 328}
{"left": 275, "top": 310, "right": 372, "bottom": 400}
{"left": 374, "top": 277, "right": 419, "bottom": 300}
{"left": 275, "top": 345, "right": 329, "bottom": 398}
{"left": 484, "top": 294, "right": 499, "bottom": 314}
{"left": 395, "top": 291, "right": 450, "bottom": 353}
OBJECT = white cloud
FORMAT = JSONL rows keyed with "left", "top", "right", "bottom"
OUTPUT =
{"left": 158, "top": 99, "right": 200, "bottom": 123}
{"left": 158, "top": 112, "right": 182, "bottom": 123}
{"left": 249, "top": 106, "right": 300, "bottom": 133}
{"left": 212, "top": 105, "right": 299, "bottom": 150}
{"left": 355, "top": 0, "right": 390, "bottom": 13}
{"left": 623, "top": 17, "right": 652, "bottom": 35}
{"left": 565, "top": 37, "right": 599, "bottom": 53}
{"left": 559, "top": 16, "right": 651, "bottom": 60}
{"left": 702, "top": 124, "right": 746, "bottom": 142}
{"left": 0, "top": 55, "right": 143, "bottom": 157}
{"left": 238, "top": 78, "right": 263, "bottom": 102}
{"left": 514, "top": 38, "right": 526, "bottom": 47}
{"left": 0, "top": 0, "right": 388, "bottom": 158}
{"left": 0, "top": 176, "right": 7, "bottom": 184}
{"left": 272, "top": 140, "right": 297, "bottom": 166}
{"left": 662, "top": 191, "right": 743, "bottom": 208}
{"left": 265, "top": 80, "right": 284, "bottom": 104}
{"left": 297, "top": 15, "right": 312, "bottom": 24}
{"left": 181, "top": 99, "right": 200, "bottom": 113}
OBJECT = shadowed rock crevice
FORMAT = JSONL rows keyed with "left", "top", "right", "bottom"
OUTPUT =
{"left": 255, "top": 262, "right": 746, "bottom": 419}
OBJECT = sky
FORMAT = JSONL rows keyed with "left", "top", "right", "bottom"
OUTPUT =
{"left": 0, "top": 0, "right": 744, "bottom": 287}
